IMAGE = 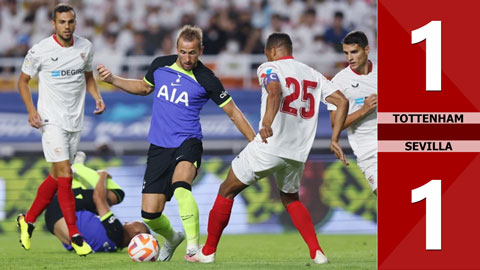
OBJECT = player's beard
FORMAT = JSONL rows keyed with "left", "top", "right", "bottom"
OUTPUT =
{"left": 56, "top": 31, "right": 73, "bottom": 44}
{"left": 180, "top": 60, "right": 195, "bottom": 71}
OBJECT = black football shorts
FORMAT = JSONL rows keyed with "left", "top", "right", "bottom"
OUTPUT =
{"left": 142, "top": 138, "right": 203, "bottom": 200}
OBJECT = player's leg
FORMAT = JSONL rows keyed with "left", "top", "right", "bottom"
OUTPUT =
{"left": 52, "top": 218, "right": 70, "bottom": 245}
{"left": 18, "top": 125, "right": 62, "bottom": 250}
{"left": 185, "top": 168, "right": 248, "bottom": 263}
{"left": 56, "top": 130, "right": 91, "bottom": 256}
{"left": 52, "top": 160, "right": 91, "bottom": 256}
{"left": 44, "top": 195, "right": 70, "bottom": 246}
{"left": 204, "top": 168, "right": 248, "bottom": 252}
{"left": 71, "top": 154, "right": 125, "bottom": 205}
{"left": 171, "top": 138, "right": 203, "bottom": 255}
{"left": 172, "top": 163, "right": 199, "bottom": 255}
{"left": 141, "top": 193, "right": 184, "bottom": 261}
{"left": 276, "top": 160, "right": 328, "bottom": 264}
{"left": 141, "top": 144, "right": 184, "bottom": 261}
{"left": 281, "top": 192, "right": 327, "bottom": 264}
{"left": 187, "top": 142, "right": 261, "bottom": 263}
{"left": 357, "top": 155, "right": 377, "bottom": 196}
{"left": 19, "top": 170, "right": 57, "bottom": 250}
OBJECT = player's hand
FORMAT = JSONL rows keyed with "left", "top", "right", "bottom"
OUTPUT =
{"left": 362, "top": 94, "right": 377, "bottom": 114}
{"left": 28, "top": 110, "right": 42, "bottom": 129}
{"left": 330, "top": 141, "right": 349, "bottom": 166}
{"left": 259, "top": 125, "right": 273, "bottom": 143}
{"left": 96, "top": 64, "right": 113, "bottom": 84}
{"left": 94, "top": 99, "right": 106, "bottom": 114}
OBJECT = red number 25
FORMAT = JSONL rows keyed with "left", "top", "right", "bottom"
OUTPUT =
{"left": 280, "top": 77, "right": 317, "bottom": 119}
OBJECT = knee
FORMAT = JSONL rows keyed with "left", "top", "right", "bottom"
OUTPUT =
{"left": 218, "top": 181, "right": 240, "bottom": 199}
{"left": 141, "top": 196, "right": 165, "bottom": 213}
{"left": 52, "top": 164, "right": 72, "bottom": 178}
{"left": 280, "top": 192, "right": 299, "bottom": 208}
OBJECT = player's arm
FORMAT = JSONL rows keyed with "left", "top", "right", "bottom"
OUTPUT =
{"left": 96, "top": 64, "right": 154, "bottom": 96}
{"left": 222, "top": 100, "right": 255, "bottom": 142}
{"left": 325, "top": 90, "right": 349, "bottom": 165}
{"left": 92, "top": 171, "right": 113, "bottom": 216}
{"left": 92, "top": 170, "right": 124, "bottom": 248}
{"left": 18, "top": 72, "right": 42, "bottom": 129}
{"left": 85, "top": 71, "right": 106, "bottom": 114}
{"left": 259, "top": 77, "right": 282, "bottom": 143}
{"left": 329, "top": 93, "right": 377, "bottom": 129}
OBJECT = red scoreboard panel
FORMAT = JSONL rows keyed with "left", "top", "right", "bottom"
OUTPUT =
{"left": 378, "top": 0, "right": 480, "bottom": 269}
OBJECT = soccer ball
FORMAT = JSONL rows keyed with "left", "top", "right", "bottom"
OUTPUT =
{"left": 128, "top": 233, "right": 160, "bottom": 262}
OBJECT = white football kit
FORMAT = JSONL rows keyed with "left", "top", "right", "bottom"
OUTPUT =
{"left": 232, "top": 56, "right": 337, "bottom": 193}
{"left": 21, "top": 34, "right": 94, "bottom": 162}
{"left": 327, "top": 61, "right": 377, "bottom": 191}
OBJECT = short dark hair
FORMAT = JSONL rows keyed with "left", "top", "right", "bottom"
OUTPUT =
{"left": 343, "top": 30, "right": 369, "bottom": 49}
{"left": 266, "top": 33, "right": 293, "bottom": 53}
{"left": 51, "top": 3, "right": 75, "bottom": 21}
{"left": 334, "top": 11, "right": 344, "bottom": 19}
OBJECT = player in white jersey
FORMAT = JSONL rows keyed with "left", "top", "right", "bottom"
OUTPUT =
{"left": 186, "top": 33, "right": 349, "bottom": 265}
{"left": 327, "top": 31, "right": 377, "bottom": 195}
{"left": 16, "top": 3, "right": 105, "bottom": 256}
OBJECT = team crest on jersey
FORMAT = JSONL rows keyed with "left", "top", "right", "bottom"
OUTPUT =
{"left": 80, "top": 53, "right": 86, "bottom": 60}
{"left": 170, "top": 73, "right": 182, "bottom": 87}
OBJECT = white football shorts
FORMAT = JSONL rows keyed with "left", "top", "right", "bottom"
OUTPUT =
{"left": 231, "top": 141, "right": 304, "bottom": 193}
{"left": 40, "top": 124, "right": 81, "bottom": 163}
{"left": 357, "top": 154, "right": 377, "bottom": 192}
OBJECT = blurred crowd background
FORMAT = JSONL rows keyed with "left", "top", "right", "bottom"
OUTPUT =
{"left": 0, "top": 0, "right": 377, "bottom": 90}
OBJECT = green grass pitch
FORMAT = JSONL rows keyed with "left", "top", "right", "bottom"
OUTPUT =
{"left": 1, "top": 232, "right": 376, "bottom": 270}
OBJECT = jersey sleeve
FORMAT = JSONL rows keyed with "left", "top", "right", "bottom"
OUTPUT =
{"left": 100, "top": 211, "right": 124, "bottom": 248}
{"left": 195, "top": 63, "right": 232, "bottom": 107}
{"left": 21, "top": 45, "right": 41, "bottom": 77}
{"left": 84, "top": 43, "right": 94, "bottom": 72}
{"left": 144, "top": 55, "right": 177, "bottom": 87}
{"left": 326, "top": 78, "right": 341, "bottom": 111}
{"left": 317, "top": 71, "right": 338, "bottom": 106}
{"left": 256, "top": 62, "right": 280, "bottom": 88}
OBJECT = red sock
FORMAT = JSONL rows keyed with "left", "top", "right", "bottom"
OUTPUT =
{"left": 25, "top": 174, "right": 58, "bottom": 223}
{"left": 287, "top": 201, "right": 323, "bottom": 259}
{"left": 57, "top": 176, "right": 79, "bottom": 239}
{"left": 203, "top": 195, "right": 234, "bottom": 255}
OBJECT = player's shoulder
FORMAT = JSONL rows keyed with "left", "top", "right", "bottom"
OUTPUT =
{"left": 258, "top": 61, "right": 279, "bottom": 71}
{"left": 73, "top": 35, "right": 93, "bottom": 48}
{"left": 193, "top": 59, "right": 215, "bottom": 76}
{"left": 193, "top": 60, "right": 224, "bottom": 89}
{"left": 150, "top": 55, "right": 178, "bottom": 69}
{"left": 257, "top": 61, "right": 280, "bottom": 77}
{"left": 332, "top": 66, "right": 353, "bottom": 82}
{"left": 30, "top": 35, "right": 55, "bottom": 53}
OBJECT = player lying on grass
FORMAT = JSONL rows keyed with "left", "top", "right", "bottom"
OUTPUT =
{"left": 44, "top": 152, "right": 149, "bottom": 252}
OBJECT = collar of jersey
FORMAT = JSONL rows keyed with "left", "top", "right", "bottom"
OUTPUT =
{"left": 276, "top": 56, "right": 294, "bottom": 61}
{"left": 350, "top": 60, "right": 373, "bottom": 75}
{"left": 167, "top": 62, "right": 197, "bottom": 82}
{"left": 52, "top": 34, "right": 74, "bottom": 47}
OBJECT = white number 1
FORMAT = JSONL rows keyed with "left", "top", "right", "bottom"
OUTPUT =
{"left": 411, "top": 21, "right": 442, "bottom": 91}
{"left": 411, "top": 180, "right": 442, "bottom": 250}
